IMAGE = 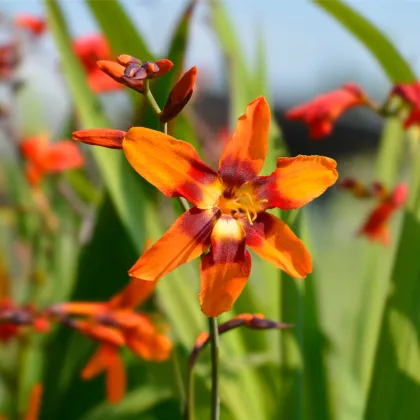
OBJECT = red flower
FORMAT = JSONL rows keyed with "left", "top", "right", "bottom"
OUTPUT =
{"left": 286, "top": 84, "right": 371, "bottom": 139}
{"left": 56, "top": 273, "right": 171, "bottom": 403}
{"left": 340, "top": 180, "right": 407, "bottom": 245}
{"left": 360, "top": 183, "right": 407, "bottom": 245}
{"left": 73, "top": 97, "right": 338, "bottom": 316}
{"left": 97, "top": 55, "right": 173, "bottom": 94}
{"left": 14, "top": 14, "right": 46, "bottom": 37}
{"left": 20, "top": 135, "right": 84, "bottom": 186}
{"left": 391, "top": 82, "right": 420, "bottom": 128}
{"left": 73, "top": 34, "right": 123, "bottom": 93}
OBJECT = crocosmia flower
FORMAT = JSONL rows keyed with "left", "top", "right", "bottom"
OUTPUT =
{"left": 340, "top": 179, "right": 407, "bottom": 245}
{"left": 14, "top": 14, "right": 46, "bottom": 37}
{"left": 391, "top": 82, "right": 420, "bottom": 128}
{"left": 97, "top": 55, "right": 173, "bottom": 94}
{"left": 286, "top": 84, "right": 371, "bottom": 139}
{"left": 359, "top": 183, "right": 407, "bottom": 245}
{"left": 54, "top": 273, "right": 171, "bottom": 403}
{"left": 20, "top": 135, "right": 84, "bottom": 186}
{"left": 73, "top": 96, "right": 338, "bottom": 316}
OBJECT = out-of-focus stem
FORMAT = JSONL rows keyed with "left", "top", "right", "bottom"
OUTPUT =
{"left": 208, "top": 316, "right": 220, "bottom": 420}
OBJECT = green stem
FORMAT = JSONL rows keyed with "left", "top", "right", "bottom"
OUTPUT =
{"left": 208, "top": 316, "right": 220, "bottom": 420}
{"left": 143, "top": 78, "right": 191, "bottom": 214}
{"left": 143, "top": 79, "right": 162, "bottom": 115}
{"left": 185, "top": 364, "right": 196, "bottom": 420}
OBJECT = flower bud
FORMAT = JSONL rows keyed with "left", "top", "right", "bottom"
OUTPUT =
{"left": 160, "top": 66, "right": 197, "bottom": 123}
{"left": 73, "top": 129, "right": 126, "bottom": 149}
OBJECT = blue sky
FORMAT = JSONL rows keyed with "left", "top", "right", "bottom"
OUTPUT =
{"left": 2, "top": 0, "right": 420, "bottom": 105}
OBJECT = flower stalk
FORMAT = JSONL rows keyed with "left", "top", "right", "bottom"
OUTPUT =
{"left": 208, "top": 316, "right": 220, "bottom": 420}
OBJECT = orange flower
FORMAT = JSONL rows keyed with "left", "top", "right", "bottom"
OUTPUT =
{"left": 73, "top": 34, "right": 123, "bottom": 93}
{"left": 97, "top": 55, "right": 173, "bottom": 94}
{"left": 286, "top": 84, "right": 371, "bottom": 139}
{"left": 340, "top": 179, "right": 407, "bottom": 245}
{"left": 14, "top": 14, "right": 46, "bottom": 37}
{"left": 359, "top": 183, "right": 407, "bottom": 245}
{"left": 391, "top": 82, "right": 420, "bottom": 128}
{"left": 161, "top": 67, "right": 197, "bottom": 122}
{"left": 56, "top": 275, "right": 171, "bottom": 403}
{"left": 73, "top": 97, "right": 338, "bottom": 316}
{"left": 20, "top": 135, "right": 84, "bottom": 186}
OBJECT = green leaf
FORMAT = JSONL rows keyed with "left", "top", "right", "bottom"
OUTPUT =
{"left": 314, "top": 0, "right": 416, "bottom": 83}
{"left": 80, "top": 386, "right": 173, "bottom": 420}
{"left": 45, "top": 0, "right": 151, "bottom": 250}
{"left": 365, "top": 211, "right": 420, "bottom": 419}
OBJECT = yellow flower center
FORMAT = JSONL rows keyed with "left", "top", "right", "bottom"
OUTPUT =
{"left": 218, "top": 184, "right": 267, "bottom": 225}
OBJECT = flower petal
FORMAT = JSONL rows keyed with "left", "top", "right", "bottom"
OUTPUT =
{"left": 286, "top": 84, "right": 369, "bottom": 139}
{"left": 199, "top": 216, "right": 251, "bottom": 316}
{"left": 251, "top": 155, "right": 338, "bottom": 210}
{"left": 77, "top": 322, "right": 125, "bottom": 346}
{"left": 125, "top": 316, "right": 172, "bottom": 361}
{"left": 14, "top": 14, "right": 46, "bottom": 37}
{"left": 245, "top": 212, "right": 311, "bottom": 278}
{"left": 104, "top": 346, "right": 126, "bottom": 404}
{"left": 359, "top": 202, "right": 396, "bottom": 245}
{"left": 97, "top": 60, "right": 145, "bottom": 93}
{"left": 25, "top": 383, "right": 42, "bottom": 420}
{"left": 218, "top": 96, "right": 270, "bottom": 185}
{"left": 53, "top": 302, "right": 108, "bottom": 316}
{"left": 73, "top": 129, "right": 125, "bottom": 149}
{"left": 109, "top": 279, "right": 156, "bottom": 310}
{"left": 87, "top": 68, "right": 124, "bottom": 93}
{"left": 81, "top": 345, "right": 106, "bottom": 379}
{"left": 42, "top": 141, "right": 85, "bottom": 172}
{"left": 129, "top": 207, "right": 220, "bottom": 281}
{"left": 123, "top": 128, "right": 223, "bottom": 208}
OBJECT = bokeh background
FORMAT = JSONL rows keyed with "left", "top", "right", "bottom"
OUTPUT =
{"left": 0, "top": 1, "right": 419, "bottom": 419}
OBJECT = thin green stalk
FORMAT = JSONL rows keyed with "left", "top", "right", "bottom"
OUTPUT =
{"left": 208, "top": 316, "right": 220, "bottom": 420}
{"left": 143, "top": 79, "right": 162, "bottom": 115}
{"left": 143, "top": 78, "right": 191, "bottom": 214}
{"left": 186, "top": 364, "right": 196, "bottom": 420}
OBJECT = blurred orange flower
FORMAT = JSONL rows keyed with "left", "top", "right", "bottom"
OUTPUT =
{"left": 340, "top": 179, "right": 407, "bottom": 245}
{"left": 286, "top": 84, "right": 372, "bottom": 139}
{"left": 14, "top": 14, "right": 46, "bottom": 37}
{"left": 20, "top": 135, "right": 84, "bottom": 186}
{"left": 391, "top": 82, "right": 420, "bottom": 128}
{"left": 55, "top": 273, "right": 171, "bottom": 403}
{"left": 73, "top": 96, "right": 338, "bottom": 316}
{"left": 73, "top": 34, "right": 124, "bottom": 93}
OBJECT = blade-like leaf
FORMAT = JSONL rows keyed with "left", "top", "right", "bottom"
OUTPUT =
{"left": 314, "top": 0, "right": 416, "bottom": 83}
